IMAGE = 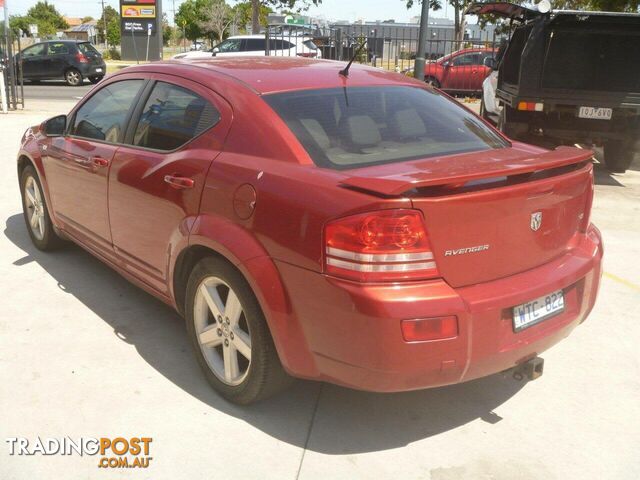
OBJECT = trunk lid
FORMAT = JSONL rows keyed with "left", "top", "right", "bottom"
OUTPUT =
{"left": 339, "top": 145, "right": 594, "bottom": 287}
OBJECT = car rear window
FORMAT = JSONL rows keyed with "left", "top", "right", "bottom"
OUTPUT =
{"left": 78, "top": 42, "right": 99, "bottom": 55}
{"left": 264, "top": 86, "right": 507, "bottom": 169}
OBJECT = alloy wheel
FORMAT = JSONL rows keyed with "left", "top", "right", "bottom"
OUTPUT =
{"left": 23, "top": 175, "right": 45, "bottom": 241}
{"left": 66, "top": 70, "right": 81, "bottom": 86}
{"left": 193, "top": 276, "right": 252, "bottom": 386}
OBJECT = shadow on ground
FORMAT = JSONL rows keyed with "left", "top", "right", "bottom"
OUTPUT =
{"left": 5, "top": 213, "right": 527, "bottom": 455}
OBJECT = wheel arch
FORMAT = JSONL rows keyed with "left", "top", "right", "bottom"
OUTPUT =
{"left": 172, "top": 215, "right": 317, "bottom": 377}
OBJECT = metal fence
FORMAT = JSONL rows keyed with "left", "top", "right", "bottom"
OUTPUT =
{"left": 265, "top": 24, "right": 504, "bottom": 95}
{"left": 0, "top": 30, "right": 24, "bottom": 111}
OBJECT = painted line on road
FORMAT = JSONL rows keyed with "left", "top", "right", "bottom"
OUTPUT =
{"left": 604, "top": 272, "right": 640, "bottom": 293}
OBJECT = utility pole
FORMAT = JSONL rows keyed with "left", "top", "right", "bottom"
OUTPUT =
{"left": 100, "top": 0, "right": 108, "bottom": 50}
{"left": 414, "top": 0, "right": 430, "bottom": 81}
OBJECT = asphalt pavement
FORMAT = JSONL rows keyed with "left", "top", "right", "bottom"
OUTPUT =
{"left": 1, "top": 100, "right": 639, "bottom": 480}
{"left": 21, "top": 81, "right": 93, "bottom": 103}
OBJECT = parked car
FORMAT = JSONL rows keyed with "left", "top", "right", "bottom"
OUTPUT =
{"left": 423, "top": 47, "right": 495, "bottom": 93}
{"left": 469, "top": 2, "right": 640, "bottom": 173}
{"left": 16, "top": 40, "right": 106, "bottom": 86}
{"left": 17, "top": 57, "right": 602, "bottom": 404}
{"left": 172, "top": 35, "right": 322, "bottom": 60}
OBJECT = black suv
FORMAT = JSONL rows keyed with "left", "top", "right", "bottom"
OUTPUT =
{"left": 16, "top": 40, "right": 106, "bottom": 86}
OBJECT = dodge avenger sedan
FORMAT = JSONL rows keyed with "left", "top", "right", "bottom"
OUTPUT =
{"left": 17, "top": 57, "right": 603, "bottom": 404}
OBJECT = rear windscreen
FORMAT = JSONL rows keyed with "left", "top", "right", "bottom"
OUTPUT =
{"left": 264, "top": 86, "right": 507, "bottom": 169}
{"left": 78, "top": 42, "right": 99, "bottom": 55}
{"left": 543, "top": 29, "right": 640, "bottom": 92}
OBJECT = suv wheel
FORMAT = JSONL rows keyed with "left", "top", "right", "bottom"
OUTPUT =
{"left": 498, "top": 105, "right": 528, "bottom": 140}
{"left": 185, "top": 257, "right": 291, "bottom": 404}
{"left": 604, "top": 140, "right": 637, "bottom": 173}
{"left": 65, "top": 68, "right": 83, "bottom": 86}
{"left": 20, "top": 165, "right": 63, "bottom": 251}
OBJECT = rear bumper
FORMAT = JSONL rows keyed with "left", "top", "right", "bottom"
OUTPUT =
{"left": 273, "top": 225, "right": 603, "bottom": 392}
{"left": 79, "top": 62, "right": 106, "bottom": 77}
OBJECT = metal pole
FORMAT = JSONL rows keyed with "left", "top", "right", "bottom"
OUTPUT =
{"left": 4, "top": 0, "right": 17, "bottom": 109}
{"left": 414, "top": 0, "right": 430, "bottom": 81}
{"left": 101, "top": 0, "right": 108, "bottom": 50}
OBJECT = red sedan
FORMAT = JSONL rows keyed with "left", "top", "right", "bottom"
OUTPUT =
{"left": 424, "top": 47, "right": 495, "bottom": 92}
{"left": 17, "top": 57, "right": 602, "bottom": 404}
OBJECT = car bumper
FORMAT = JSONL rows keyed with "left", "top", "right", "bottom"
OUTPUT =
{"left": 273, "top": 226, "right": 603, "bottom": 392}
{"left": 79, "top": 62, "right": 106, "bottom": 77}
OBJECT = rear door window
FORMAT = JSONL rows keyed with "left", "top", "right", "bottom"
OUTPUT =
{"left": 264, "top": 86, "right": 507, "bottom": 169}
{"left": 245, "top": 38, "right": 267, "bottom": 52}
{"left": 131, "top": 81, "right": 221, "bottom": 151}
{"left": 452, "top": 53, "right": 482, "bottom": 66}
{"left": 47, "top": 42, "right": 70, "bottom": 55}
{"left": 71, "top": 80, "right": 145, "bottom": 143}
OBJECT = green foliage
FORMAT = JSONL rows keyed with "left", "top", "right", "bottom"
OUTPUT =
{"left": 98, "top": 6, "right": 120, "bottom": 46}
{"left": 81, "top": 16, "right": 95, "bottom": 23}
{"left": 102, "top": 47, "right": 121, "bottom": 60}
{"left": 10, "top": 1, "right": 69, "bottom": 37}
{"left": 233, "top": 1, "right": 271, "bottom": 31}
{"left": 176, "top": 0, "right": 213, "bottom": 41}
{"left": 162, "top": 13, "right": 174, "bottom": 46}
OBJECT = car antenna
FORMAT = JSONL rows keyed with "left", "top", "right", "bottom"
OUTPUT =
{"left": 339, "top": 41, "right": 367, "bottom": 78}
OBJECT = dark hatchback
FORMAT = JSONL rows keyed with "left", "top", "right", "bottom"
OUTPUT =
{"left": 16, "top": 40, "right": 106, "bottom": 86}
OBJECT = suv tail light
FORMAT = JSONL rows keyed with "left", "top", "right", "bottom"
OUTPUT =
{"left": 324, "top": 209, "right": 439, "bottom": 282}
{"left": 75, "top": 52, "right": 89, "bottom": 63}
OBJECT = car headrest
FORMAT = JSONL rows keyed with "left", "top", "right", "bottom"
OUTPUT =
{"left": 341, "top": 115, "right": 381, "bottom": 149}
{"left": 390, "top": 109, "right": 427, "bottom": 140}
{"left": 300, "top": 118, "right": 331, "bottom": 150}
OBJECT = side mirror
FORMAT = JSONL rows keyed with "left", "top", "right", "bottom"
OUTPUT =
{"left": 484, "top": 57, "right": 498, "bottom": 70}
{"left": 43, "top": 115, "right": 67, "bottom": 137}
{"left": 441, "top": 60, "right": 450, "bottom": 68}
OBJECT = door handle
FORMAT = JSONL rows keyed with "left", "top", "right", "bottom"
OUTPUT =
{"left": 164, "top": 175, "right": 195, "bottom": 189}
{"left": 91, "top": 156, "right": 109, "bottom": 168}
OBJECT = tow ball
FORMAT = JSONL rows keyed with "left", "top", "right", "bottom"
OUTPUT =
{"left": 512, "top": 357, "right": 544, "bottom": 381}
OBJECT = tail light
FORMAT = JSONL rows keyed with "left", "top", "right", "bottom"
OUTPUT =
{"left": 75, "top": 52, "right": 89, "bottom": 63}
{"left": 517, "top": 101, "right": 544, "bottom": 112}
{"left": 324, "top": 209, "right": 439, "bottom": 282}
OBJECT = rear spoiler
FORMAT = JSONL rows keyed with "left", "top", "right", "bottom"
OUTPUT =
{"left": 339, "top": 146, "right": 593, "bottom": 196}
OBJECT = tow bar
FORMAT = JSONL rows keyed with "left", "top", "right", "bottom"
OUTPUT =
{"left": 512, "top": 357, "right": 544, "bottom": 381}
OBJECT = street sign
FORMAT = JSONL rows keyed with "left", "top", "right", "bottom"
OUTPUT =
{"left": 29, "top": 24, "right": 38, "bottom": 36}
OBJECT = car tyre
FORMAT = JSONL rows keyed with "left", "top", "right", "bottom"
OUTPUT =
{"left": 20, "top": 165, "right": 64, "bottom": 251}
{"left": 65, "top": 68, "right": 83, "bottom": 86}
{"left": 604, "top": 140, "right": 637, "bottom": 173}
{"left": 498, "top": 105, "right": 528, "bottom": 140}
{"left": 185, "top": 256, "right": 292, "bottom": 404}
{"left": 88, "top": 75, "right": 104, "bottom": 85}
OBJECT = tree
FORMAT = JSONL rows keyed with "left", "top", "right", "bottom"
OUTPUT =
{"left": 199, "top": 0, "right": 236, "bottom": 43}
{"left": 11, "top": 1, "right": 69, "bottom": 37}
{"left": 81, "top": 16, "right": 94, "bottom": 23}
{"left": 249, "top": 0, "right": 322, "bottom": 34}
{"left": 162, "top": 13, "right": 174, "bottom": 46}
{"left": 176, "top": 0, "right": 213, "bottom": 42}
{"left": 233, "top": 1, "right": 271, "bottom": 33}
{"left": 98, "top": 6, "right": 120, "bottom": 46}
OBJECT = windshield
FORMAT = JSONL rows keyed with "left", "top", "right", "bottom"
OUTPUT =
{"left": 264, "top": 86, "right": 507, "bottom": 169}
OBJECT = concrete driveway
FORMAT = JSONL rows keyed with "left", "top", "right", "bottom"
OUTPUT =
{"left": 1, "top": 101, "right": 639, "bottom": 480}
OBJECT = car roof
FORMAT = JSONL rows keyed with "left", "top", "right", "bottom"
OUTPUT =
{"left": 122, "top": 57, "right": 422, "bottom": 95}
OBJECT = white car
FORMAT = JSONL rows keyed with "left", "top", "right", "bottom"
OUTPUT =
{"left": 173, "top": 35, "right": 321, "bottom": 60}
{"left": 480, "top": 69, "right": 501, "bottom": 125}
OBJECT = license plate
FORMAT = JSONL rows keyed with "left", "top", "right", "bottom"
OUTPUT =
{"left": 512, "top": 290, "right": 564, "bottom": 332}
{"left": 578, "top": 106, "right": 612, "bottom": 120}
{"left": 95, "top": 68, "right": 103, "bottom": 73}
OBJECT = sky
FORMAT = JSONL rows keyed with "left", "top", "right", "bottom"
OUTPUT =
{"left": 8, "top": 0, "right": 455, "bottom": 25}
